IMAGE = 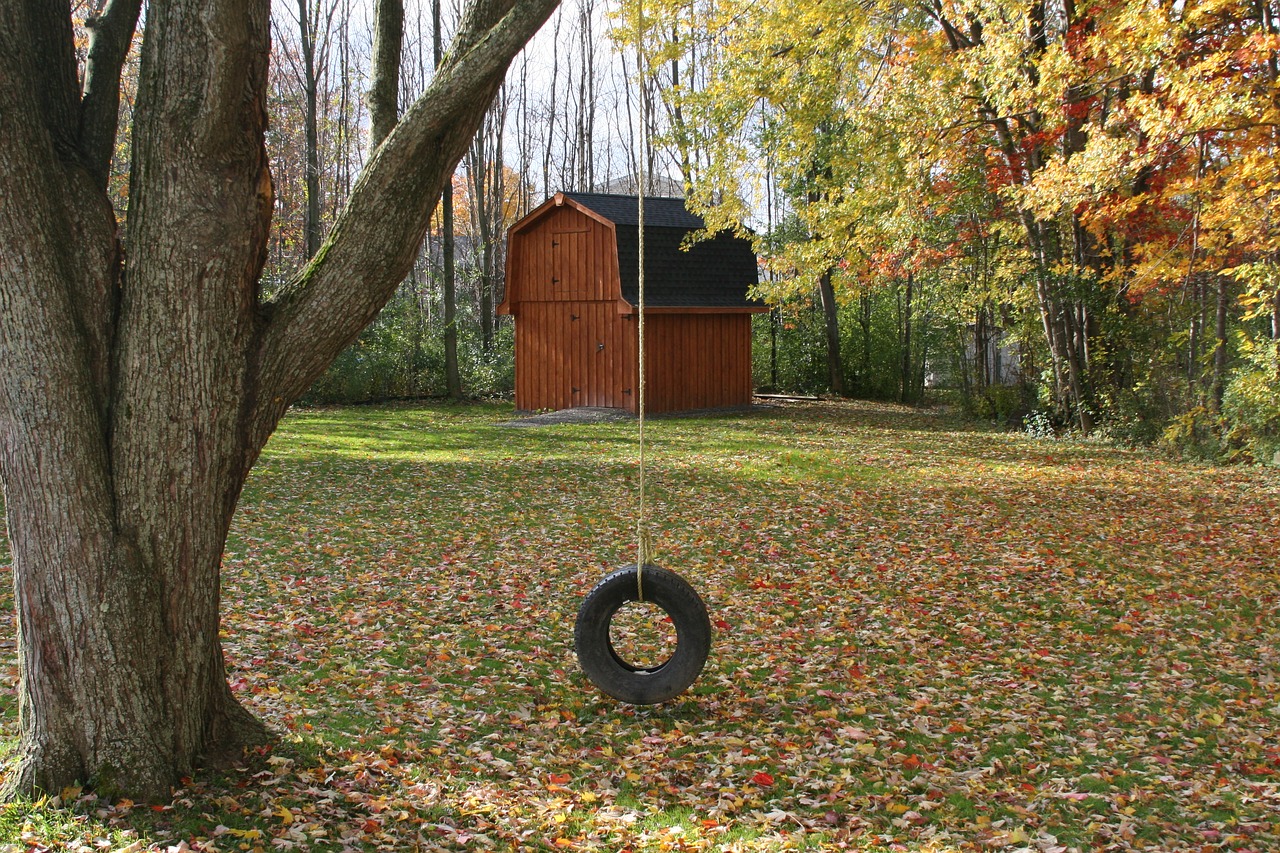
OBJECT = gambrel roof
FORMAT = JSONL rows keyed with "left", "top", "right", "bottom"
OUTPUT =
{"left": 554, "top": 192, "right": 763, "bottom": 311}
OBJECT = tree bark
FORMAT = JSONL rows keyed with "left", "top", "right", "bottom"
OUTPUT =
{"left": 0, "top": 0, "right": 559, "bottom": 801}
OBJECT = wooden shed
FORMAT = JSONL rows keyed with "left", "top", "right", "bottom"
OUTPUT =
{"left": 498, "top": 192, "right": 764, "bottom": 414}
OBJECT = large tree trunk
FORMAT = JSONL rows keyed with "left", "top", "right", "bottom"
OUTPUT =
{"left": 0, "top": 0, "right": 559, "bottom": 801}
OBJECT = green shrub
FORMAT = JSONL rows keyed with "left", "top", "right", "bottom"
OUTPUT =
{"left": 968, "top": 385, "right": 1033, "bottom": 425}
{"left": 1222, "top": 342, "right": 1280, "bottom": 466}
{"left": 1159, "top": 406, "right": 1225, "bottom": 462}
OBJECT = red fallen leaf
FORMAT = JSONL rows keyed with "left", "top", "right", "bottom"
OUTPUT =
{"left": 751, "top": 771, "right": 775, "bottom": 786}
{"left": 548, "top": 772, "right": 571, "bottom": 785}
{"left": 714, "top": 619, "right": 731, "bottom": 631}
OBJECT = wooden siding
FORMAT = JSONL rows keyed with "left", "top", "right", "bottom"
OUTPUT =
{"left": 639, "top": 313, "right": 753, "bottom": 413}
{"left": 511, "top": 206, "right": 619, "bottom": 304}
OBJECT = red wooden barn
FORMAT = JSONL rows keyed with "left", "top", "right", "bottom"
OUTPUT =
{"left": 499, "top": 192, "right": 764, "bottom": 414}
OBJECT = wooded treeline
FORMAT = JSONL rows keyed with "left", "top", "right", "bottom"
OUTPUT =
{"left": 104, "top": 0, "right": 1279, "bottom": 461}
{"left": 627, "top": 0, "right": 1280, "bottom": 462}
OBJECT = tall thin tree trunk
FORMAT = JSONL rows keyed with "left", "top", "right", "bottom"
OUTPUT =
{"left": 1212, "top": 275, "right": 1230, "bottom": 413}
{"left": 817, "top": 268, "right": 845, "bottom": 396}
{"left": 435, "top": 0, "right": 462, "bottom": 399}
{"left": 298, "top": 0, "right": 323, "bottom": 259}
{"left": 1189, "top": 276, "right": 1202, "bottom": 400}
{"left": 900, "top": 271, "right": 914, "bottom": 404}
{"left": 369, "top": 0, "right": 404, "bottom": 147}
{"left": 769, "top": 308, "right": 779, "bottom": 390}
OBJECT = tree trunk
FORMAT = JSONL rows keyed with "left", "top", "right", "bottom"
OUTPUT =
{"left": 442, "top": 189, "right": 463, "bottom": 398}
{"left": 1211, "top": 275, "right": 1231, "bottom": 413}
{"left": 900, "top": 271, "right": 914, "bottom": 404}
{"left": 1189, "top": 276, "right": 1202, "bottom": 400}
{"left": 817, "top": 268, "right": 845, "bottom": 396}
{"left": 369, "top": 0, "right": 405, "bottom": 147}
{"left": 298, "top": 0, "right": 323, "bottom": 259}
{"left": 434, "top": 0, "right": 463, "bottom": 399}
{"left": 0, "top": 0, "right": 559, "bottom": 801}
{"left": 859, "top": 292, "right": 872, "bottom": 393}
{"left": 769, "top": 308, "right": 779, "bottom": 390}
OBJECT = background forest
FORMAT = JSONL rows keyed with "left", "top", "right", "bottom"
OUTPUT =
{"left": 103, "top": 0, "right": 1280, "bottom": 462}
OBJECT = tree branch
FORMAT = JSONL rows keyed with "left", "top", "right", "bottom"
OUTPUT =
{"left": 252, "top": 0, "right": 560, "bottom": 432}
{"left": 368, "top": 0, "right": 405, "bottom": 148}
{"left": 78, "top": 0, "right": 144, "bottom": 189}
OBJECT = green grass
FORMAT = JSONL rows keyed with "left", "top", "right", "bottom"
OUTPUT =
{"left": 1, "top": 399, "right": 1279, "bottom": 851}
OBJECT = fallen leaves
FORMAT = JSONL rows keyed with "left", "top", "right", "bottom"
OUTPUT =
{"left": 1, "top": 400, "right": 1278, "bottom": 851}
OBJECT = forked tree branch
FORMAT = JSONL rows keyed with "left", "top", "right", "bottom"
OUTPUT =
{"left": 252, "top": 0, "right": 560, "bottom": 434}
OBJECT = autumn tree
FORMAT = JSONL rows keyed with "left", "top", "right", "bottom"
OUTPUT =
{"left": 0, "top": 0, "right": 558, "bottom": 800}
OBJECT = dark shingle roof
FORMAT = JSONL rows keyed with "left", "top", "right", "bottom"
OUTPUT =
{"left": 562, "top": 192, "right": 761, "bottom": 310}
{"left": 563, "top": 193, "right": 703, "bottom": 229}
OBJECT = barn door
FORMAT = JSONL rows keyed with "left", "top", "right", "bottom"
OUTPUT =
{"left": 552, "top": 229, "right": 590, "bottom": 298}
{"left": 560, "top": 301, "right": 628, "bottom": 409}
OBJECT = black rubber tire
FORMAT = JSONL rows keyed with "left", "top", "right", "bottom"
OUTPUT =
{"left": 574, "top": 564, "right": 711, "bottom": 705}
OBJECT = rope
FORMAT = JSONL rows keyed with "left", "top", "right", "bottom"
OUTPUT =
{"left": 635, "top": 0, "right": 650, "bottom": 602}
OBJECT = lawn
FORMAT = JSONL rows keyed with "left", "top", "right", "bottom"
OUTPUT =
{"left": 1, "top": 400, "right": 1278, "bottom": 852}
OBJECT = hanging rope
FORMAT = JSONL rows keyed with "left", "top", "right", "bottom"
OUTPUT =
{"left": 635, "top": 0, "right": 651, "bottom": 602}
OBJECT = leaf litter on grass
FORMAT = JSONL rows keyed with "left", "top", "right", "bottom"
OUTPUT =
{"left": 1, "top": 400, "right": 1278, "bottom": 852}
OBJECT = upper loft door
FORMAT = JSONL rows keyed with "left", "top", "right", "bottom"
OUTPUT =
{"left": 551, "top": 227, "right": 591, "bottom": 299}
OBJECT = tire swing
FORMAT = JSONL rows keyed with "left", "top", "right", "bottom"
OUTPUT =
{"left": 573, "top": 9, "right": 711, "bottom": 704}
{"left": 574, "top": 564, "right": 711, "bottom": 705}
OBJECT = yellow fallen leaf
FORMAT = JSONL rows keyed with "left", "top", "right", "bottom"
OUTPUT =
{"left": 276, "top": 805, "right": 294, "bottom": 825}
